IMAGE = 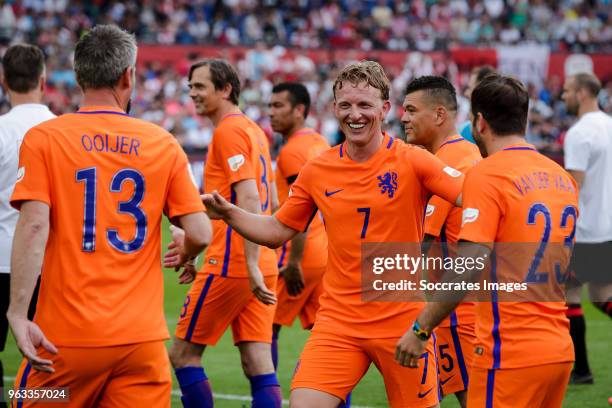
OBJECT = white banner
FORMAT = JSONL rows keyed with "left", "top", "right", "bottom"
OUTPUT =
{"left": 496, "top": 44, "right": 550, "bottom": 89}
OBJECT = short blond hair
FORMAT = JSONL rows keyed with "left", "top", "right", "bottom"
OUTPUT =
{"left": 333, "top": 60, "right": 390, "bottom": 101}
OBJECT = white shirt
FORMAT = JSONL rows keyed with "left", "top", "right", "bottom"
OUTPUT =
{"left": 564, "top": 111, "right": 612, "bottom": 243}
{"left": 0, "top": 104, "right": 56, "bottom": 273}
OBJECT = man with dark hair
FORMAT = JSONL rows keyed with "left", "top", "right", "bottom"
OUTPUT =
{"left": 397, "top": 73, "right": 576, "bottom": 408}
{"left": 188, "top": 59, "right": 241, "bottom": 105}
{"left": 268, "top": 81, "right": 337, "bottom": 398}
{"left": 8, "top": 25, "right": 211, "bottom": 407}
{"left": 403, "top": 75, "right": 459, "bottom": 148}
{"left": 189, "top": 60, "right": 465, "bottom": 408}
{"left": 562, "top": 72, "right": 612, "bottom": 385}
{"left": 169, "top": 58, "right": 282, "bottom": 408}
{"left": 0, "top": 44, "right": 55, "bottom": 408}
{"left": 402, "top": 75, "right": 481, "bottom": 408}
{"left": 458, "top": 65, "right": 497, "bottom": 144}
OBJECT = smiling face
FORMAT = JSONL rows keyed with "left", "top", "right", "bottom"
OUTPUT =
{"left": 188, "top": 65, "right": 224, "bottom": 117}
{"left": 401, "top": 90, "right": 438, "bottom": 148}
{"left": 333, "top": 81, "right": 390, "bottom": 148}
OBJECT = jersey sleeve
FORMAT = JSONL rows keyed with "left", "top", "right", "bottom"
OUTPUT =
{"left": 423, "top": 195, "right": 453, "bottom": 237}
{"left": 277, "top": 145, "right": 305, "bottom": 181}
{"left": 165, "top": 142, "right": 206, "bottom": 218}
{"left": 275, "top": 162, "right": 317, "bottom": 232}
{"left": 10, "top": 127, "right": 51, "bottom": 209}
{"left": 410, "top": 147, "right": 464, "bottom": 205}
{"left": 563, "top": 127, "right": 590, "bottom": 172}
{"left": 457, "top": 168, "right": 503, "bottom": 245}
{"left": 213, "top": 123, "right": 256, "bottom": 185}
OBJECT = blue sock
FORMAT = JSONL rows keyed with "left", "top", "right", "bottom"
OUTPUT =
{"left": 339, "top": 391, "right": 352, "bottom": 407}
{"left": 249, "top": 373, "right": 281, "bottom": 408}
{"left": 175, "top": 366, "right": 214, "bottom": 408}
{"left": 271, "top": 332, "right": 279, "bottom": 370}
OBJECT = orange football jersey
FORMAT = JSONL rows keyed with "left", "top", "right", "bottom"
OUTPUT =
{"left": 202, "top": 113, "right": 277, "bottom": 277}
{"left": 424, "top": 135, "right": 481, "bottom": 327}
{"left": 10, "top": 106, "right": 205, "bottom": 346}
{"left": 276, "top": 128, "right": 329, "bottom": 270}
{"left": 459, "top": 142, "right": 577, "bottom": 369}
{"left": 275, "top": 134, "right": 464, "bottom": 338}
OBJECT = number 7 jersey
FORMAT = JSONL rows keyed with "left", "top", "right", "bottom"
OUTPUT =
{"left": 10, "top": 106, "right": 205, "bottom": 347}
{"left": 275, "top": 134, "right": 464, "bottom": 338}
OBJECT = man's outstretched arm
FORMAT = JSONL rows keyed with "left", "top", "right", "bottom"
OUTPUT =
{"left": 395, "top": 241, "right": 491, "bottom": 367}
{"left": 7, "top": 200, "right": 58, "bottom": 372}
{"left": 203, "top": 190, "right": 298, "bottom": 248}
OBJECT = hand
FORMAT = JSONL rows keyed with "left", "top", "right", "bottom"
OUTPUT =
{"left": 395, "top": 329, "right": 427, "bottom": 368}
{"left": 164, "top": 225, "right": 196, "bottom": 284}
{"left": 201, "top": 191, "right": 233, "bottom": 220}
{"left": 8, "top": 315, "right": 57, "bottom": 373}
{"left": 248, "top": 266, "right": 277, "bottom": 305}
{"left": 280, "top": 262, "right": 305, "bottom": 296}
{"left": 163, "top": 225, "right": 186, "bottom": 269}
{"left": 177, "top": 262, "right": 197, "bottom": 285}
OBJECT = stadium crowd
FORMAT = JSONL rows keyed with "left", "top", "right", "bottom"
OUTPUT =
{"left": 2, "top": 0, "right": 612, "bottom": 52}
{"left": 1, "top": 0, "right": 612, "bottom": 163}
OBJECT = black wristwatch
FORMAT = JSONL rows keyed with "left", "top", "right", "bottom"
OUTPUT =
{"left": 412, "top": 320, "right": 431, "bottom": 341}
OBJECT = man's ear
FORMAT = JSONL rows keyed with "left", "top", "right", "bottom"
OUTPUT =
{"left": 476, "top": 112, "right": 487, "bottom": 134}
{"left": 576, "top": 87, "right": 590, "bottom": 104}
{"left": 39, "top": 74, "right": 46, "bottom": 93}
{"left": 294, "top": 103, "right": 306, "bottom": 120}
{"left": 382, "top": 100, "right": 391, "bottom": 117}
{"left": 435, "top": 106, "right": 447, "bottom": 126}
{"left": 120, "top": 66, "right": 135, "bottom": 91}
{"left": 222, "top": 83, "right": 233, "bottom": 101}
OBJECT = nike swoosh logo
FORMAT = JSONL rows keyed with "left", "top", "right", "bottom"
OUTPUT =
{"left": 440, "top": 375, "right": 455, "bottom": 386}
{"left": 417, "top": 387, "right": 434, "bottom": 398}
{"left": 324, "top": 188, "right": 343, "bottom": 197}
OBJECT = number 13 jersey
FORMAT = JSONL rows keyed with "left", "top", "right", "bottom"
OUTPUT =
{"left": 10, "top": 106, "right": 205, "bottom": 347}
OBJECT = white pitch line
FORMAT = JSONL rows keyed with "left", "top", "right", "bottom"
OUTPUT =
{"left": 5, "top": 376, "right": 375, "bottom": 407}
{"left": 171, "top": 390, "right": 376, "bottom": 408}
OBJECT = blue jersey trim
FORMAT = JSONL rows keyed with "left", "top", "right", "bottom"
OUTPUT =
{"left": 490, "top": 252, "right": 502, "bottom": 369}
{"left": 439, "top": 137, "right": 464, "bottom": 149}
{"left": 277, "top": 242, "right": 288, "bottom": 269}
{"left": 449, "top": 316, "right": 470, "bottom": 391}
{"left": 503, "top": 147, "right": 537, "bottom": 151}
{"left": 185, "top": 274, "right": 215, "bottom": 341}
{"left": 486, "top": 368, "right": 496, "bottom": 408}
{"left": 16, "top": 362, "right": 32, "bottom": 408}
{"left": 386, "top": 136, "right": 394, "bottom": 148}
{"left": 221, "top": 189, "right": 237, "bottom": 277}
{"left": 75, "top": 110, "right": 129, "bottom": 116}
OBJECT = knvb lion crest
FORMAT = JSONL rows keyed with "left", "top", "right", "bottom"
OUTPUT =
{"left": 377, "top": 171, "right": 398, "bottom": 198}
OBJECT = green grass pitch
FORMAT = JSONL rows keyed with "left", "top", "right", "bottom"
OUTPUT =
{"left": 1, "top": 218, "right": 610, "bottom": 407}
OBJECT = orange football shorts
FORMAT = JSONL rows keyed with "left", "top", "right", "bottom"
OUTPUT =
{"left": 175, "top": 273, "right": 277, "bottom": 345}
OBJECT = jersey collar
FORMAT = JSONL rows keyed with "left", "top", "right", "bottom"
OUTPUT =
{"left": 289, "top": 127, "right": 316, "bottom": 140}
{"left": 502, "top": 142, "right": 537, "bottom": 152}
{"left": 220, "top": 112, "right": 244, "bottom": 123}
{"left": 339, "top": 132, "right": 394, "bottom": 159}
{"left": 439, "top": 134, "right": 464, "bottom": 149}
{"left": 76, "top": 106, "right": 128, "bottom": 116}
